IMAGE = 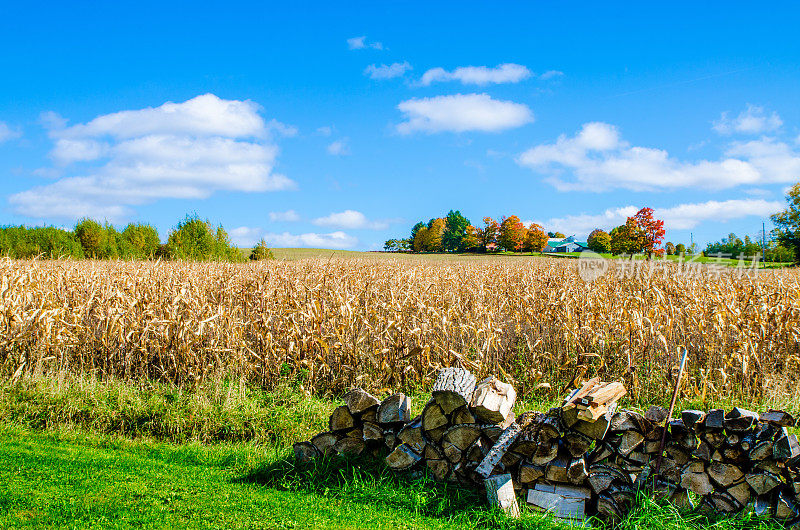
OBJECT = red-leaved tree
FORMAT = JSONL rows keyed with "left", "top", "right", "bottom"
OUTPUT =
{"left": 630, "top": 207, "right": 665, "bottom": 258}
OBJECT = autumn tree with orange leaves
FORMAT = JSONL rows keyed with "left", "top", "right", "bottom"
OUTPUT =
{"left": 524, "top": 223, "right": 549, "bottom": 252}
{"left": 631, "top": 207, "right": 665, "bottom": 257}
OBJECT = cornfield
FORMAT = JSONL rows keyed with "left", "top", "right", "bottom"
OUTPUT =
{"left": 1, "top": 256, "right": 798, "bottom": 404}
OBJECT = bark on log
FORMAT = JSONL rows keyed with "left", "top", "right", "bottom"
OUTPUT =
{"left": 342, "top": 387, "right": 380, "bottom": 415}
{"left": 432, "top": 367, "right": 477, "bottom": 414}
{"left": 385, "top": 443, "right": 421, "bottom": 470}
{"left": 475, "top": 422, "right": 522, "bottom": 478}
{"left": 724, "top": 407, "right": 758, "bottom": 432}
{"left": 362, "top": 421, "right": 384, "bottom": 443}
{"left": 774, "top": 433, "right": 800, "bottom": 460}
{"left": 377, "top": 393, "right": 411, "bottom": 424}
{"left": 293, "top": 441, "right": 321, "bottom": 463}
{"left": 760, "top": 409, "right": 796, "bottom": 427}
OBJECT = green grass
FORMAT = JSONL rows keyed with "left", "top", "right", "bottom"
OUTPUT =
{"left": 0, "top": 377, "right": 794, "bottom": 529}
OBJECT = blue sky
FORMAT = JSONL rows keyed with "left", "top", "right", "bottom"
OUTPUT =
{"left": 1, "top": 2, "right": 799, "bottom": 250}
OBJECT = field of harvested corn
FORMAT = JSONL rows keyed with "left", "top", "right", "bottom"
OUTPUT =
{"left": 0, "top": 256, "right": 798, "bottom": 406}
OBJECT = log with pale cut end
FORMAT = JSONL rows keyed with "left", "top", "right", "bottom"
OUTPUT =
{"left": 529, "top": 441, "right": 559, "bottom": 466}
{"left": 702, "top": 430, "right": 726, "bottom": 448}
{"left": 334, "top": 436, "right": 366, "bottom": 455}
{"left": 577, "top": 403, "right": 609, "bottom": 422}
{"left": 385, "top": 443, "right": 421, "bottom": 470}
{"left": 723, "top": 407, "right": 758, "bottom": 432}
{"left": 527, "top": 483, "right": 590, "bottom": 520}
{"left": 561, "top": 405, "right": 580, "bottom": 428}
{"left": 466, "top": 437, "right": 489, "bottom": 463}
{"left": 484, "top": 474, "right": 520, "bottom": 518}
{"left": 564, "top": 377, "right": 601, "bottom": 406}
{"left": 475, "top": 422, "right": 522, "bottom": 478}
{"left": 617, "top": 430, "right": 644, "bottom": 456}
{"left": 311, "top": 432, "right": 339, "bottom": 456}
{"left": 587, "top": 470, "right": 615, "bottom": 493}
{"left": 573, "top": 415, "right": 610, "bottom": 440}
{"left": 421, "top": 401, "right": 449, "bottom": 433}
{"left": 680, "top": 466, "right": 713, "bottom": 496}
{"left": 470, "top": 376, "right": 517, "bottom": 424}
{"left": 596, "top": 493, "right": 623, "bottom": 522}
{"left": 746, "top": 471, "right": 783, "bottom": 495}
{"left": 443, "top": 424, "right": 482, "bottom": 452}
{"left": 582, "top": 381, "right": 626, "bottom": 407}
{"left": 377, "top": 393, "right": 411, "bottom": 424}
{"left": 519, "top": 463, "right": 545, "bottom": 485}
{"left": 760, "top": 409, "right": 795, "bottom": 427}
{"left": 362, "top": 421, "right": 384, "bottom": 443}
{"left": 329, "top": 405, "right": 355, "bottom": 432}
{"left": 694, "top": 441, "right": 712, "bottom": 462}
{"left": 545, "top": 456, "right": 570, "bottom": 483}
{"left": 670, "top": 488, "right": 693, "bottom": 510}
{"left": 443, "top": 440, "right": 463, "bottom": 464}
{"left": 451, "top": 406, "right": 476, "bottom": 425}
{"left": 587, "top": 442, "right": 613, "bottom": 464}
{"left": 708, "top": 462, "right": 744, "bottom": 487}
{"left": 293, "top": 441, "right": 321, "bottom": 463}
{"left": 751, "top": 440, "right": 773, "bottom": 461}
{"left": 342, "top": 387, "right": 380, "bottom": 415}
{"left": 432, "top": 367, "right": 477, "bottom": 414}
{"left": 726, "top": 481, "right": 752, "bottom": 507}
{"left": 398, "top": 418, "right": 426, "bottom": 453}
{"left": 610, "top": 409, "right": 647, "bottom": 433}
{"left": 607, "top": 483, "right": 634, "bottom": 509}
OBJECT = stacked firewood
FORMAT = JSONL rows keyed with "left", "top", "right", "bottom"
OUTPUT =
{"left": 655, "top": 407, "right": 800, "bottom": 520}
{"left": 293, "top": 388, "right": 412, "bottom": 461}
{"left": 385, "top": 368, "right": 517, "bottom": 485}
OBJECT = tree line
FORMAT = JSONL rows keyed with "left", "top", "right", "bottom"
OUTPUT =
{"left": 0, "top": 214, "right": 274, "bottom": 261}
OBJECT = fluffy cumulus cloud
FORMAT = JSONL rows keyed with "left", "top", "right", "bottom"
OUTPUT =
{"left": 364, "top": 61, "right": 411, "bottom": 80}
{"left": 396, "top": 93, "right": 533, "bottom": 134}
{"left": 313, "top": 210, "right": 389, "bottom": 230}
{"left": 517, "top": 121, "right": 800, "bottom": 192}
{"left": 0, "top": 121, "right": 21, "bottom": 143}
{"left": 347, "top": 36, "right": 383, "bottom": 50}
{"left": 418, "top": 63, "right": 531, "bottom": 86}
{"left": 10, "top": 94, "right": 295, "bottom": 221}
{"left": 269, "top": 209, "right": 300, "bottom": 222}
{"left": 230, "top": 226, "right": 357, "bottom": 249}
{"left": 327, "top": 138, "right": 350, "bottom": 156}
{"left": 713, "top": 104, "right": 783, "bottom": 135}
{"left": 541, "top": 199, "right": 782, "bottom": 236}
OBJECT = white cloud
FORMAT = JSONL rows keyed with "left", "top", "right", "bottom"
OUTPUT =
{"left": 347, "top": 36, "right": 382, "bottom": 50}
{"left": 541, "top": 199, "right": 782, "bottom": 236}
{"left": 10, "top": 94, "right": 295, "bottom": 221}
{"left": 517, "top": 121, "right": 800, "bottom": 192}
{"left": 313, "top": 209, "right": 388, "bottom": 230}
{"left": 317, "top": 126, "right": 333, "bottom": 136}
{"left": 396, "top": 93, "right": 533, "bottom": 134}
{"left": 364, "top": 61, "right": 411, "bottom": 80}
{"left": 327, "top": 138, "right": 350, "bottom": 156}
{"left": 713, "top": 104, "right": 783, "bottom": 135}
{"left": 269, "top": 209, "right": 300, "bottom": 222}
{"left": 418, "top": 63, "right": 530, "bottom": 86}
{"left": 539, "top": 70, "right": 564, "bottom": 80}
{"left": 0, "top": 121, "right": 21, "bottom": 143}
{"left": 231, "top": 226, "right": 358, "bottom": 249}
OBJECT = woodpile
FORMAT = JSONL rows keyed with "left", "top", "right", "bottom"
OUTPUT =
{"left": 293, "top": 369, "right": 800, "bottom": 525}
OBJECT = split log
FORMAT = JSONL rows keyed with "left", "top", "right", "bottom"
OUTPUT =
{"left": 751, "top": 440, "right": 773, "bottom": 461}
{"left": 564, "top": 432, "right": 594, "bottom": 457}
{"left": 452, "top": 406, "right": 476, "bottom": 425}
{"left": 426, "top": 458, "right": 451, "bottom": 482}
{"left": 342, "top": 387, "right": 380, "bottom": 415}
{"left": 702, "top": 409, "right": 725, "bottom": 430}
{"left": 588, "top": 443, "right": 614, "bottom": 464}
{"left": 484, "top": 474, "right": 520, "bottom": 518}
{"left": 618, "top": 431, "right": 644, "bottom": 456}
{"left": 334, "top": 437, "right": 366, "bottom": 455}
{"left": 746, "top": 471, "right": 782, "bottom": 495}
{"left": 723, "top": 407, "right": 758, "bottom": 432}
{"left": 545, "top": 456, "right": 570, "bottom": 483}
{"left": 611, "top": 410, "right": 647, "bottom": 433}
{"left": 563, "top": 377, "right": 601, "bottom": 407}
{"left": 707, "top": 462, "right": 744, "bottom": 487}
{"left": 694, "top": 441, "right": 712, "bottom": 462}
{"left": 528, "top": 441, "right": 559, "bottom": 466}
{"left": 329, "top": 405, "right": 355, "bottom": 432}
{"left": 596, "top": 493, "right": 623, "bottom": 522}
{"left": 567, "top": 457, "right": 588, "bottom": 484}
{"left": 680, "top": 464, "right": 713, "bottom": 496}
{"left": 293, "top": 441, "right": 321, "bottom": 463}
{"left": 645, "top": 405, "right": 668, "bottom": 424}
{"left": 577, "top": 403, "right": 610, "bottom": 422}
{"left": 385, "top": 443, "right": 421, "bottom": 470}
{"left": 527, "top": 483, "right": 589, "bottom": 520}
{"left": 754, "top": 495, "right": 772, "bottom": 517}
{"left": 582, "top": 381, "right": 626, "bottom": 407}
{"left": 702, "top": 430, "right": 726, "bottom": 448}
{"left": 670, "top": 488, "right": 693, "bottom": 510}
{"left": 377, "top": 393, "right": 411, "bottom": 424}
{"left": 760, "top": 409, "right": 795, "bottom": 427}
{"left": 774, "top": 433, "right": 800, "bottom": 460}
{"left": 666, "top": 445, "right": 690, "bottom": 465}
{"left": 519, "top": 463, "right": 545, "bottom": 485}
{"left": 311, "top": 432, "right": 339, "bottom": 456}
{"left": 362, "top": 422, "right": 384, "bottom": 443}
{"left": 443, "top": 441, "right": 463, "bottom": 463}
{"left": 776, "top": 488, "right": 799, "bottom": 520}
{"left": 432, "top": 367, "right": 477, "bottom": 414}
{"left": 398, "top": 418, "right": 426, "bottom": 453}
{"left": 573, "top": 415, "right": 611, "bottom": 440}
{"left": 360, "top": 408, "right": 377, "bottom": 423}
{"left": 421, "top": 401, "right": 449, "bottom": 432}
{"left": 470, "top": 377, "right": 516, "bottom": 424}
{"left": 727, "top": 481, "right": 751, "bottom": 507}
{"left": 709, "top": 491, "right": 740, "bottom": 514}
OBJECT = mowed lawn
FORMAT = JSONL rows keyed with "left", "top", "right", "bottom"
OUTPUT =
{"left": 0, "top": 425, "right": 496, "bottom": 530}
